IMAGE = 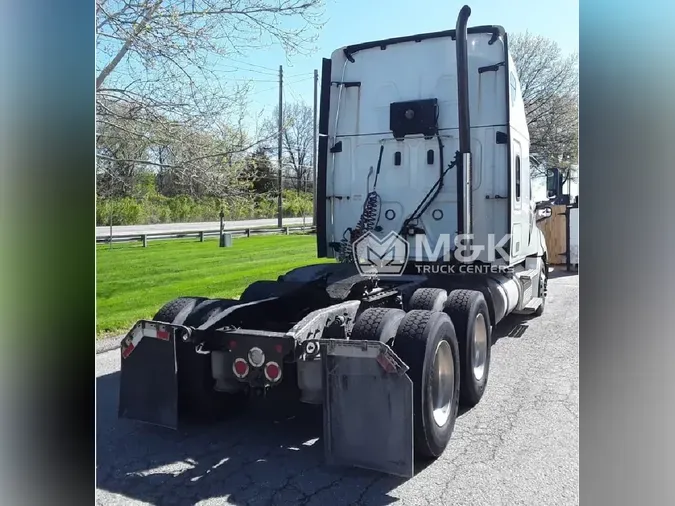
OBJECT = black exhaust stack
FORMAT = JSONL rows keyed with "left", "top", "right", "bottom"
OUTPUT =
{"left": 455, "top": 5, "right": 472, "bottom": 241}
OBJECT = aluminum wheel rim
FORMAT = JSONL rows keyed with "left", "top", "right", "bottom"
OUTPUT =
{"left": 473, "top": 313, "right": 488, "bottom": 381}
{"left": 431, "top": 340, "right": 455, "bottom": 427}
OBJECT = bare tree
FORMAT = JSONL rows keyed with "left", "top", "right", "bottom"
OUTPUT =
{"left": 263, "top": 102, "right": 314, "bottom": 192}
{"left": 95, "top": 99, "right": 155, "bottom": 198}
{"left": 96, "top": 0, "right": 325, "bottom": 199}
{"left": 510, "top": 32, "right": 578, "bottom": 181}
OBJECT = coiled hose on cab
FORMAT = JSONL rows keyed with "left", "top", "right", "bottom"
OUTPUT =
{"left": 337, "top": 144, "right": 385, "bottom": 263}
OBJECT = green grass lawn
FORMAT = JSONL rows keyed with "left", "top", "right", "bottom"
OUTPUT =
{"left": 96, "top": 234, "right": 334, "bottom": 338}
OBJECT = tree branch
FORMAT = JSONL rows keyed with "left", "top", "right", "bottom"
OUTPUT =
{"left": 97, "top": 131, "right": 279, "bottom": 168}
{"left": 96, "top": 0, "right": 164, "bottom": 90}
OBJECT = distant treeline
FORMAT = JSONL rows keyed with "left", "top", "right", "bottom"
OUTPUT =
{"left": 96, "top": 191, "right": 313, "bottom": 226}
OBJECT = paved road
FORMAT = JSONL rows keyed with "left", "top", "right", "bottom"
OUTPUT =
{"left": 96, "top": 271, "right": 579, "bottom": 505}
{"left": 96, "top": 217, "right": 313, "bottom": 237}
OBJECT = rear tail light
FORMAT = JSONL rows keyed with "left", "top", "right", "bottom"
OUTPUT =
{"left": 264, "top": 361, "right": 282, "bottom": 382}
{"left": 233, "top": 358, "right": 249, "bottom": 378}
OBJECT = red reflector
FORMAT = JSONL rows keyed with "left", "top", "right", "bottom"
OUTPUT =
{"left": 274, "top": 344, "right": 283, "bottom": 353}
{"left": 229, "top": 340, "right": 237, "bottom": 349}
{"left": 265, "top": 362, "right": 281, "bottom": 382}
{"left": 157, "top": 329, "right": 170, "bottom": 341}
{"left": 121, "top": 343, "right": 135, "bottom": 359}
{"left": 233, "top": 359, "right": 249, "bottom": 377}
{"left": 376, "top": 353, "right": 396, "bottom": 373}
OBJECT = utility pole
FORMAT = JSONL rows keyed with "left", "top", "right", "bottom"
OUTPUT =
{"left": 277, "top": 65, "right": 283, "bottom": 228}
{"left": 312, "top": 68, "right": 318, "bottom": 225}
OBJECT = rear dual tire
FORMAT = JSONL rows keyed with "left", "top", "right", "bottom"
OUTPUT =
{"left": 407, "top": 287, "right": 493, "bottom": 408}
{"left": 443, "top": 290, "right": 492, "bottom": 407}
{"left": 350, "top": 307, "right": 406, "bottom": 344}
{"left": 393, "top": 310, "right": 461, "bottom": 458}
{"left": 351, "top": 307, "right": 461, "bottom": 459}
{"left": 406, "top": 288, "right": 448, "bottom": 312}
{"left": 153, "top": 297, "right": 247, "bottom": 420}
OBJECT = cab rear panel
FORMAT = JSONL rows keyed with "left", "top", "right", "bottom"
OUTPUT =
{"left": 317, "top": 27, "right": 536, "bottom": 264}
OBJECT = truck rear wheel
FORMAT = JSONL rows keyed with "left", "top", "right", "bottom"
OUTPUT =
{"left": 154, "top": 297, "right": 247, "bottom": 420}
{"left": 392, "top": 310, "right": 460, "bottom": 458}
{"left": 534, "top": 263, "right": 548, "bottom": 316}
{"left": 351, "top": 307, "right": 406, "bottom": 344}
{"left": 407, "top": 288, "right": 448, "bottom": 312}
{"left": 444, "top": 290, "right": 492, "bottom": 407}
{"left": 153, "top": 296, "right": 207, "bottom": 324}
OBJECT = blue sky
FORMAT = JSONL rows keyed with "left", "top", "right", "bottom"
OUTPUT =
{"left": 233, "top": 0, "right": 579, "bottom": 131}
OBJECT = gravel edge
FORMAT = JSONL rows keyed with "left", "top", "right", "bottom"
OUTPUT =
{"left": 96, "top": 335, "right": 123, "bottom": 354}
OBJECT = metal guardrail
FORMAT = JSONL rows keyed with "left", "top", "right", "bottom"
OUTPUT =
{"left": 96, "top": 224, "right": 316, "bottom": 246}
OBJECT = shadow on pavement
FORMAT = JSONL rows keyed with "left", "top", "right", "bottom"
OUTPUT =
{"left": 97, "top": 310, "right": 539, "bottom": 505}
{"left": 97, "top": 369, "right": 409, "bottom": 506}
{"left": 548, "top": 267, "right": 579, "bottom": 279}
{"left": 491, "top": 313, "right": 536, "bottom": 345}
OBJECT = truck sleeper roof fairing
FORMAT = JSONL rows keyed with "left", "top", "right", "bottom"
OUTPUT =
{"left": 340, "top": 25, "right": 505, "bottom": 62}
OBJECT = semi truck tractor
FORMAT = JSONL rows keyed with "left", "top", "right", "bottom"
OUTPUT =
{"left": 117, "top": 5, "right": 553, "bottom": 478}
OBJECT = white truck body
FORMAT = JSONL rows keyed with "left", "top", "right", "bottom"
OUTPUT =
{"left": 316, "top": 26, "right": 543, "bottom": 266}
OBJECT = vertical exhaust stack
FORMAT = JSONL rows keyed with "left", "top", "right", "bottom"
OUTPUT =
{"left": 455, "top": 5, "right": 472, "bottom": 243}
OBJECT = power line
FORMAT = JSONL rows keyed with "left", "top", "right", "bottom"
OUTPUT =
{"left": 286, "top": 76, "right": 314, "bottom": 84}
{"left": 285, "top": 71, "right": 311, "bottom": 79}
{"left": 215, "top": 76, "right": 279, "bottom": 83}
{"left": 218, "top": 65, "right": 279, "bottom": 77}
{"left": 224, "top": 58, "right": 278, "bottom": 72}
{"left": 248, "top": 84, "right": 279, "bottom": 96}
{"left": 247, "top": 76, "right": 313, "bottom": 96}
{"left": 283, "top": 72, "right": 315, "bottom": 106}
{"left": 286, "top": 82, "right": 302, "bottom": 104}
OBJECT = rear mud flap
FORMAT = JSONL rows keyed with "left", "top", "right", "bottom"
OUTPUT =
{"left": 118, "top": 320, "right": 190, "bottom": 429}
{"left": 320, "top": 339, "right": 414, "bottom": 478}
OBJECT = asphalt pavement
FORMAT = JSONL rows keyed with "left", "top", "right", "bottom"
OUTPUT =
{"left": 96, "top": 270, "right": 579, "bottom": 506}
{"left": 96, "top": 218, "right": 313, "bottom": 238}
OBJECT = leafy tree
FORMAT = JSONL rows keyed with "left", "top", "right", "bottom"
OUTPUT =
{"left": 510, "top": 31, "right": 579, "bottom": 182}
{"left": 245, "top": 147, "right": 277, "bottom": 195}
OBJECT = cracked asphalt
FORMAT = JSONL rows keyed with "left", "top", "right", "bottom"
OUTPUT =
{"left": 96, "top": 270, "right": 578, "bottom": 506}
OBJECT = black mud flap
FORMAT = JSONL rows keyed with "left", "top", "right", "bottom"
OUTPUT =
{"left": 118, "top": 320, "right": 191, "bottom": 430}
{"left": 320, "top": 339, "right": 414, "bottom": 478}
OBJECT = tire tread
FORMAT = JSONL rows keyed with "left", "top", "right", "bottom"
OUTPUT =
{"left": 408, "top": 288, "right": 447, "bottom": 311}
{"left": 352, "top": 307, "right": 401, "bottom": 341}
{"left": 393, "top": 310, "right": 459, "bottom": 458}
{"left": 444, "top": 289, "right": 491, "bottom": 406}
{"left": 154, "top": 297, "right": 206, "bottom": 323}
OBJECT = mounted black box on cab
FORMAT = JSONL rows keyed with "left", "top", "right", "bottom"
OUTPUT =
{"left": 390, "top": 98, "right": 438, "bottom": 139}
